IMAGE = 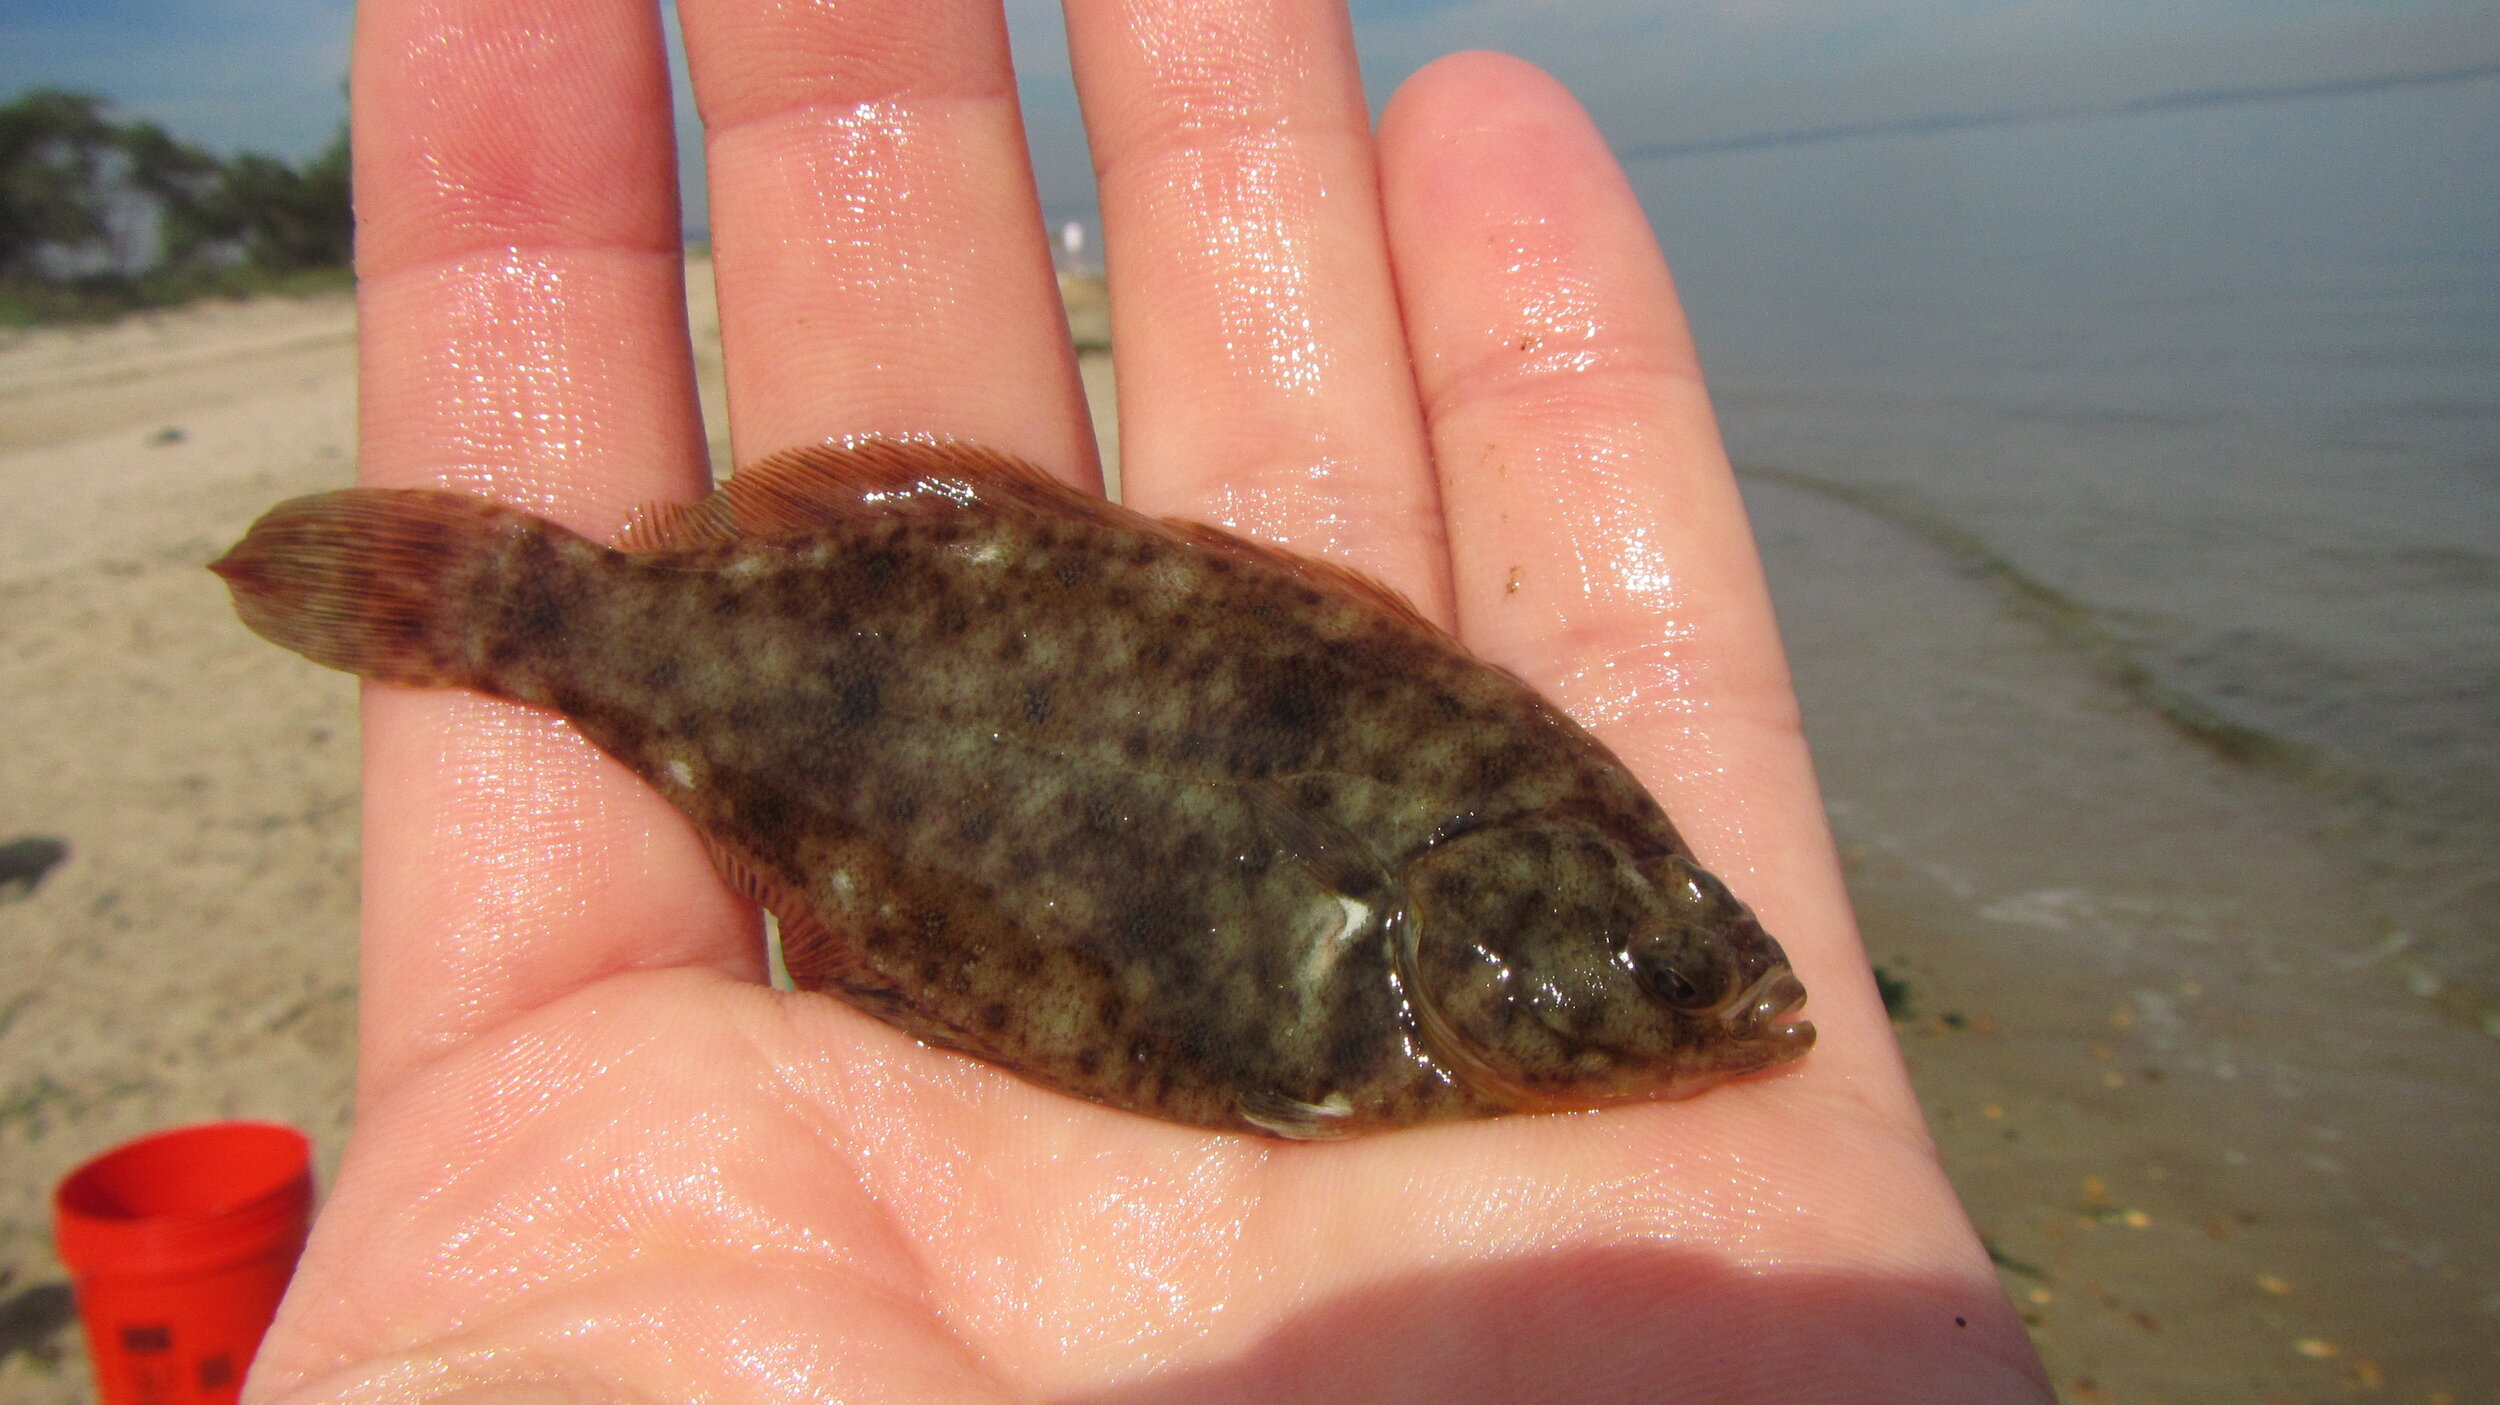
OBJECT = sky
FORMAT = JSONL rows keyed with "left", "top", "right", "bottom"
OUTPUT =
{"left": 2, "top": 0, "right": 2495, "bottom": 226}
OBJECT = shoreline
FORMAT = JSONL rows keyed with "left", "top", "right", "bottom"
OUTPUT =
{"left": 1748, "top": 470, "right": 2499, "bottom": 1398}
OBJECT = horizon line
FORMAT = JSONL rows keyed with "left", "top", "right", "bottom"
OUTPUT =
{"left": 1619, "top": 58, "right": 2500, "bottom": 161}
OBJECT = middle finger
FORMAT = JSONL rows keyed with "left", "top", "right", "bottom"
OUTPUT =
{"left": 681, "top": 0, "right": 1098, "bottom": 482}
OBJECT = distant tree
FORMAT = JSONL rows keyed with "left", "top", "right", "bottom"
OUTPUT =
{"left": 116, "top": 114, "right": 229, "bottom": 269}
{"left": 0, "top": 89, "right": 119, "bottom": 280}
{"left": 1, "top": 87, "right": 351, "bottom": 316}
{"left": 209, "top": 123, "right": 352, "bottom": 273}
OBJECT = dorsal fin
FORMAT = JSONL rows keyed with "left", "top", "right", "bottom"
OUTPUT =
{"left": 721, "top": 439, "right": 1128, "bottom": 539}
{"left": 616, "top": 438, "right": 1449, "bottom": 645}
{"left": 1159, "top": 518, "right": 1442, "bottom": 636}
{"left": 615, "top": 490, "right": 741, "bottom": 553}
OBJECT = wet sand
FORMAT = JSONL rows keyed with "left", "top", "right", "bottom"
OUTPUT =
{"left": 1, "top": 269, "right": 2492, "bottom": 1402}
{"left": 1748, "top": 470, "right": 2498, "bottom": 1401}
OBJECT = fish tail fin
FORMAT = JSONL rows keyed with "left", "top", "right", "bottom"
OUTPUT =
{"left": 210, "top": 488, "right": 531, "bottom": 687}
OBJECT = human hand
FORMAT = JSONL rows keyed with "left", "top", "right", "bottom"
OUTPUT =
{"left": 243, "top": 1, "right": 2049, "bottom": 1400}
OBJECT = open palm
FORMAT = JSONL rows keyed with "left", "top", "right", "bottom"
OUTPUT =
{"left": 244, "top": 1, "right": 2047, "bottom": 1401}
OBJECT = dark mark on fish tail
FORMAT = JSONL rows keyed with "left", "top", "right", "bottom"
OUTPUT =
{"left": 497, "top": 529, "right": 576, "bottom": 648}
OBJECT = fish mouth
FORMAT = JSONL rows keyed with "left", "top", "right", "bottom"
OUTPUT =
{"left": 1717, "top": 963, "right": 1816, "bottom": 1064}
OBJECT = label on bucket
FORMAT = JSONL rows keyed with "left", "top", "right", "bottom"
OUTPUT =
{"left": 94, "top": 1315, "right": 250, "bottom": 1405}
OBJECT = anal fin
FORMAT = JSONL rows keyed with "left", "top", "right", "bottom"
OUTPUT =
{"left": 694, "top": 832, "right": 886, "bottom": 1001}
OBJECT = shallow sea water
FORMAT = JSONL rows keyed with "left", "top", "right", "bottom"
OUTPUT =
{"left": 1637, "top": 74, "right": 2500, "bottom": 1010}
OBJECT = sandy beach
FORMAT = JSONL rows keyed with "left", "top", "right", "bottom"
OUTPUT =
{"left": 1, "top": 267, "right": 2491, "bottom": 1403}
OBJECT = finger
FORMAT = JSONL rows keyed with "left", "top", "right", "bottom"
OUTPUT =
{"left": 354, "top": 0, "right": 758, "bottom": 1102}
{"left": 679, "top": 0, "right": 1097, "bottom": 481}
{"left": 1065, "top": 0, "right": 1450, "bottom": 617}
{"left": 1375, "top": 56, "right": 2034, "bottom": 1364}
{"left": 1378, "top": 55, "right": 1905, "bottom": 1111}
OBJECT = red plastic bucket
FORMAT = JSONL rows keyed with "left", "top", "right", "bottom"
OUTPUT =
{"left": 53, "top": 1123, "right": 313, "bottom": 1405}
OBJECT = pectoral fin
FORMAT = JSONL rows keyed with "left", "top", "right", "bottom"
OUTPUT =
{"left": 1237, "top": 1088, "right": 1360, "bottom": 1140}
{"left": 1236, "top": 777, "right": 1394, "bottom": 903}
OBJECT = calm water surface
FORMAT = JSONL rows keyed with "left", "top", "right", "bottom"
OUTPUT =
{"left": 1631, "top": 76, "right": 2500, "bottom": 1000}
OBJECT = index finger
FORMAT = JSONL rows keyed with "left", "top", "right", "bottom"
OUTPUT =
{"left": 352, "top": 0, "right": 758, "bottom": 1103}
{"left": 1378, "top": 54, "right": 2040, "bottom": 1376}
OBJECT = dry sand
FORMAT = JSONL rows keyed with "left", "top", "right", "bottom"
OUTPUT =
{"left": 1, "top": 266, "right": 2490, "bottom": 1403}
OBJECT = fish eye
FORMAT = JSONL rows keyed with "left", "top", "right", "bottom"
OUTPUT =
{"left": 1653, "top": 965, "right": 1702, "bottom": 1007}
{"left": 1632, "top": 949, "right": 1717, "bottom": 1012}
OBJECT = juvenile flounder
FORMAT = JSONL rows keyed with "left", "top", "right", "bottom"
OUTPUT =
{"left": 211, "top": 440, "right": 1812, "bottom": 1137}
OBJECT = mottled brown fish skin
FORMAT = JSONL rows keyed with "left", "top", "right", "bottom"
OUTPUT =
{"left": 212, "top": 444, "right": 1812, "bottom": 1137}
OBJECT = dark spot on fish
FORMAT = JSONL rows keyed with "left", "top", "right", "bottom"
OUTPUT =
{"left": 1076, "top": 1048, "right": 1103, "bottom": 1076}
{"left": 1056, "top": 558, "right": 1086, "bottom": 588}
{"left": 876, "top": 786, "right": 920, "bottom": 828}
{"left": 1462, "top": 746, "right": 1518, "bottom": 793}
{"left": 502, "top": 570, "right": 570, "bottom": 647}
{"left": 1023, "top": 686, "right": 1052, "bottom": 724}
{"left": 835, "top": 671, "right": 882, "bottom": 730}
{"left": 730, "top": 787, "right": 796, "bottom": 866}
{"left": 1157, "top": 944, "right": 1206, "bottom": 995}
{"left": 858, "top": 549, "right": 902, "bottom": 593}
{"left": 1256, "top": 668, "right": 1326, "bottom": 740}
{"left": 979, "top": 1002, "right": 1009, "bottom": 1031}
{"left": 1323, "top": 1004, "right": 1378, "bottom": 1087}
{"left": 1082, "top": 792, "right": 1131, "bottom": 837}
{"left": 1426, "top": 865, "right": 1482, "bottom": 908}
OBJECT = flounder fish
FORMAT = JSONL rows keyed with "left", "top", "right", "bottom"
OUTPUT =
{"left": 212, "top": 440, "right": 1812, "bottom": 1137}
